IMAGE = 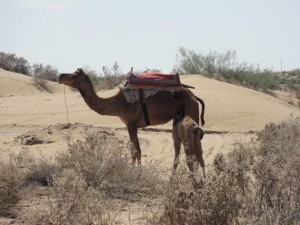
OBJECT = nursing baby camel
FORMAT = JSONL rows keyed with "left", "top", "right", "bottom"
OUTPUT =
{"left": 172, "top": 115, "right": 206, "bottom": 178}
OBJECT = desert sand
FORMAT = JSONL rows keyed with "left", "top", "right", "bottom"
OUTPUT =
{"left": 0, "top": 68, "right": 299, "bottom": 224}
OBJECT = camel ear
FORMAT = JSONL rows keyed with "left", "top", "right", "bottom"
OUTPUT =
{"left": 76, "top": 68, "right": 86, "bottom": 76}
{"left": 128, "top": 67, "right": 133, "bottom": 75}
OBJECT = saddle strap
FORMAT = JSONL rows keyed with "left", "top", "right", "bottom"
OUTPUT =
{"left": 140, "top": 90, "right": 150, "bottom": 126}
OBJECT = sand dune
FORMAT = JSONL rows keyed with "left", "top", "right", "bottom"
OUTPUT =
{"left": 0, "top": 68, "right": 70, "bottom": 97}
{"left": 182, "top": 75, "right": 299, "bottom": 132}
{"left": 1, "top": 69, "right": 298, "bottom": 132}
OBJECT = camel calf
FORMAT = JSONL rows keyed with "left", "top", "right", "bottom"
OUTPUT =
{"left": 172, "top": 115, "right": 205, "bottom": 178}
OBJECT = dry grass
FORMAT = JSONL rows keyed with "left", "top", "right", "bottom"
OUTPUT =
{"left": 0, "top": 158, "right": 22, "bottom": 214}
{"left": 56, "top": 132, "right": 164, "bottom": 196}
{"left": 2, "top": 117, "right": 300, "bottom": 224}
{"left": 20, "top": 169, "right": 117, "bottom": 225}
{"left": 159, "top": 116, "right": 300, "bottom": 225}
{"left": 16, "top": 131, "right": 165, "bottom": 224}
{"left": 32, "top": 75, "right": 53, "bottom": 92}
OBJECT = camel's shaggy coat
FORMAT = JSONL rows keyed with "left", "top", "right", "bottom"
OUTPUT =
{"left": 172, "top": 115, "right": 205, "bottom": 178}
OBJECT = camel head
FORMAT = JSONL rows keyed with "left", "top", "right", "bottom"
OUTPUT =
{"left": 58, "top": 68, "right": 89, "bottom": 88}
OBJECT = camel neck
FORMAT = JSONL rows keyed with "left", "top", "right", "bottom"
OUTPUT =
{"left": 78, "top": 85, "right": 119, "bottom": 117}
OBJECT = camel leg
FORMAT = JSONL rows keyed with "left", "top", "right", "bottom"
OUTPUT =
{"left": 185, "top": 128, "right": 196, "bottom": 174}
{"left": 184, "top": 147, "right": 195, "bottom": 174}
{"left": 172, "top": 139, "right": 181, "bottom": 174}
{"left": 127, "top": 124, "right": 142, "bottom": 164}
{"left": 198, "top": 154, "right": 206, "bottom": 178}
{"left": 194, "top": 135, "right": 205, "bottom": 178}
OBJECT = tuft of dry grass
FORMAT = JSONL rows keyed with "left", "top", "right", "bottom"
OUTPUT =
{"left": 0, "top": 158, "right": 22, "bottom": 213}
{"left": 56, "top": 132, "right": 165, "bottom": 196}
{"left": 161, "top": 155, "right": 246, "bottom": 225}
{"left": 21, "top": 169, "right": 117, "bottom": 225}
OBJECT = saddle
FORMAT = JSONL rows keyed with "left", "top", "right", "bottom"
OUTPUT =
{"left": 127, "top": 68, "right": 182, "bottom": 88}
{"left": 119, "top": 68, "right": 184, "bottom": 104}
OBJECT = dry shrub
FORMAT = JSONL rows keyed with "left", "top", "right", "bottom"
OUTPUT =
{"left": 21, "top": 169, "right": 117, "bottom": 225}
{"left": 97, "top": 62, "right": 125, "bottom": 90}
{"left": 161, "top": 117, "right": 300, "bottom": 225}
{"left": 33, "top": 75, "right": 51, "bottom": 92}
{"left": 21, "top": 132, "right": 165, "bottom": 224}
{"left": 13, "top": 150, "right": 57, "bottom": 187}
{"left": 63, "top": 132, "right": 130, "bottom": 187}
{"left": 25, "top": 158, "right": 57, "bottom": 186}
{"left": 296, "top": 89, "right": 300, "bottom": 100}
{"left": 57, "top": 132, "right": 164, "bottom": 196}
{"left": 252, "top": 117, "right": 300, "bottom": 224}
{"left": 0, "top": 158, "right": 22, "bottom": 213}
{"left": 296, "top": 89, "right": 300, "bottom": 107}
{"left": 0, "top": 52, "right": 30, "bottom": 75}
{"left": 162, "top": 151, "right": 249, "bottom": 225}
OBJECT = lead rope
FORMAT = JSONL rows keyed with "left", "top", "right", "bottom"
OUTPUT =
{"left": 63, "top": 85, "right": 75, "bottom": 145}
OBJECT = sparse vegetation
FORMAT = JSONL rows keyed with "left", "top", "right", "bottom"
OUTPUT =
{"left": 175, "top": 47, "right": 300, "bottom": 95}
{"left": 0, "top": 51, "right": 127, "bottom": 92}
{"left": 56, "top": 132, "right": 164, "bottom": 195}
{"left": 0, "top": 158, "right": 22, "bottom": 214}
{"left": 82, "top": 63, "right": 125, "bottom": 91}
{"left": 289, "top": 69, "right": 300, "bottom": 78}
{"left": 1, "top": 50, "right": 299, "bottom": 100}
{"left": 160, "top": 116, "right": 300, "bottom": 225}
{"left": 98, "top": 62, "right": 125, "bottom": 90}
{"left": 0, "top": 52, "right": 31, "bottom": 75}
{"left": 21, "top": 169, "right": 117, "bottom": 225}
{"left": 10, "top": 132, "right": 164, "bottom": 224}
{"left": 1, "top": 117, "right": 300, "bottom": 224}
{"left": 32, "top": 63, "right": 58, "bottom": 92}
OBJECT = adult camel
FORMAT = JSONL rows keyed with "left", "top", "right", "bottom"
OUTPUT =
{"left": 58, "top": 68, "right": 205, "bottom": 164}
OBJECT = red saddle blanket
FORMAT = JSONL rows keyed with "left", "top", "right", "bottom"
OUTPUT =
{"left": 127, "top": 70, "right": 182, "bottom": 88}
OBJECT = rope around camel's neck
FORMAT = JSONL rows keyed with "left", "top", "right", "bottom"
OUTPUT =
{"left": 63, "top": 85, "right": 75, "bottom": 145}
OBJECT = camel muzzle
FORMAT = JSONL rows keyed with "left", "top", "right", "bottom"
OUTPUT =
{"left": 57, "top": 74, "right": 62, "bottom": 83}
{"left": 58, "top": 74, "right": 68, "bottom": 84}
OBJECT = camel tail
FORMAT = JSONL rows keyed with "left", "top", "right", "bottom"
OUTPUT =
{"left": 185, "top": 89, "right": 205, "bottom": 126}
{"left": 194, "top": 126, "right": 204, "bottom": 140}
{"left": 195, "top": 96, "right": 205, "bottom": 126}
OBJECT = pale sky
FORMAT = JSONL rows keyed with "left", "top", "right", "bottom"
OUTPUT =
{"left": 0, "top": 0, "right": 299, "bottom": 74}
